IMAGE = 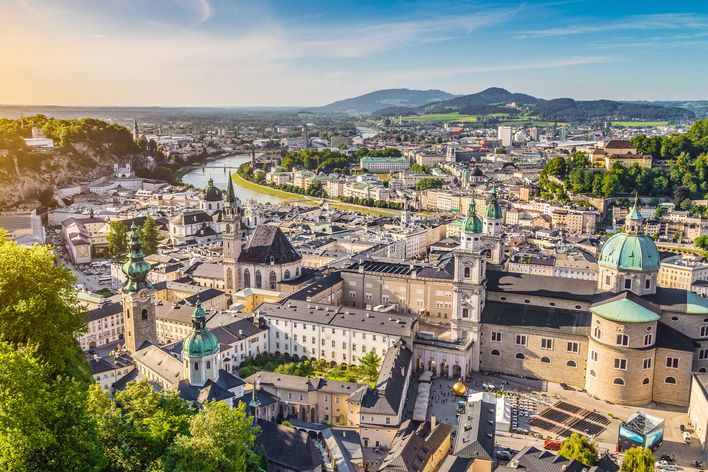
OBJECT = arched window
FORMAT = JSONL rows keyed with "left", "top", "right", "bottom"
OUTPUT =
{"left": 464, "top": 267, "right": 470, "bottom": 278}
{"left": 284, "top": 270, "right": 291, "bottom": 280}
{"left": 269, "top": 271, "right": 277, "bottom": 290}
{"left": 491, "top": 349, "right": 500, "bottom": 356}
{"left": 141, "top": 309, "right": 148, "bottom": 321}
{"left": 515, "top": 353, "right": 525, "bottom": 360}
{"left": 589, "top": 369, "right": 596, "bottom": 377}
{"left": 295, "top": 267, "right": 300, "bottom": 277}
{"left": 206, "top": 361, "right": 211, "bottom": 369}
{"left": 255, "top": 270, "right": 262, "bottom": 289}
{"left": 665, "top": 377, "right": 676, "bottom": 384}
{"left": 226, "top": 268, "right": 233, "bottom": 291}
{"left": 541, "top": 357, "right": 551, "bottom": 364}
{"left": 616, "top": 334, "right": 629, "bottom": 346}
{"left": 642, "top": 377, "right": 650, "bottom": 385}
{"left": 594, "top": 327, "right": 601, "bottom": 338}
{"left": 243, "top": 268, "right": 251, "bottom": 288}
{"left": 194, "top": 362, "right": 199, "bottom": 371}
{"left": 567, "top": 360, "right": 577, "bottom": 368}
{"left": 126, "top": 309, "right": 131, "bottom": 319}
{"left": 613, "top": 378, "right": 624, "bottom": 385}
{"left": 644, "top": 334, "right": 653, "bottom": 346}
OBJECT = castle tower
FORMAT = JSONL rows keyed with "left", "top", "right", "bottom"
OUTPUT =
{"left": 597, "top": 196, "right": 659, "bottom": 296}
{"left": 483, "top": 187, "right": 504, "bottom": 265}
{"left": 121, "top": 223, "right": 157, "bottom": 353}
{"left": 182, "top": 300, "right": 219, "bottom": 386}
{"left": 451, "top": 202, "right": 487, "bottom": 371}
{"left": 223, "top": 172, "right": 241, "bottom": 293}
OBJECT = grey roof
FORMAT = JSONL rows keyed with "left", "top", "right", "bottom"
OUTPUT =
{"left": 510, "top": 446, "right": 587, "bottom": 472}
{"left": 453, "top": 398, "right": 496, "bottom": 461}
{"left": 190, "top": 262, "right": 224, "bottom": 279}
{"left": 380, "top": 421, "right": 452, "bottom": 472}
{"left": 331, "top": 429, "right": 363, "bottom": 462}
{"left": 693, "top": 373, "right": 708, "bottom": 400}
{"left": 646, "top": 287, "right": 708, "bottom": 314}
{"left": 656, "top": 322, "right": 697, "bottom": 352}
{"left": 245, "top": 371, "right": 360, "bottom": 395}
{"left": 177, "top": 379, "right": 235, "bottom": 403}
{"left": 255, "top": 419, "right": 322, "bottom": 471}
{"left": 258, "top": 300, "right": 414, "bottom": 337}
{"left": 85, "top": 297, "right": 122, "bottom": 322}
{"left": 486, "top": 270, "right": 598, "bottom": 302}
{"left": 238, "top": 225, "right": 301, "bottom": 265}
{"left": 288, "top": 272, "right": 343, "bottom": 301}
{"left": 170, "top": 210, "right": 213, "bottom": 226}
{"left": 481, "top": 301, "right": 591, "bottom": 336}
{"left": 357, "top": 342, "right": 412, "bottom": 416}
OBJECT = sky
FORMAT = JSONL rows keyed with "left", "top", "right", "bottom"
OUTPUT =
{"left": 1, "top": 0, "right": 707, "bottom": 106}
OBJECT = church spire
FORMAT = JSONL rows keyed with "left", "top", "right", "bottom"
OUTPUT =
{"left": 225, "top": 171, "right": 238, "bottom": 207}
{"left": 625, "top": 194, "right": 644, "bottom": 234}
{"left": 122, "top": 222, "right": 152, "bottom": 292}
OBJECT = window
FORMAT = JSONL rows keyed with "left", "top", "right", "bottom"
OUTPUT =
{"left": 194, "top": 362, "right": 198, "bottom": 371}
{"left": 642, "top": 377, "right": 650, "bottom": 385}
{"left": 299, "top": 394, "right": 304, "bottom": 401}
{"left": 541, "top": 338, "right": 553, "bottom": 350}
{"left": 567, "top": 360, "right": 577, "bottom": 368}
{"left": 464, "top": 267, "right": 470, "bottom": 278}
{"left": 589, "top": 369, "right": 596, "bottom": 377}
{"left": 462, "top": 308, "right": 469, "bottom": 318}
{"left": 665, "top": 377, "right": 677, "bottom": 384}
{"left": 666, "top": 357, "right": 679, "bottom": 369}
{"left": 515, "top": 335, "right": 527, "bottom": 346}
{"left": 491, "top": 332, "right": 502, "bottom": 342}
{"left": 284, "top": 270, "right": 290, "bottom": 280}
{"left": 701, "top": 326, "right": 708, "bottom": 338}
{"left": 590, "top": 350, "right": 598, "bottom": 362}
{"left": 613, "top": 378, "right": 625, "bottom": 385}
{"left": 206, "top": 360, "right": 211, "bottom": 369}
{"left": 699, "top": 349, "right": 708, "bottom": 360}
{"left": 515, "top": 353, "right": 525, "bottom": 360}
{"left": 614, "top": 358, "right": 627, "bottom": 370}
{"left": 616, "top": 334, "right": 629, "bottom": 346}
{"left": 624, "top": 278, "right": 632, "bottom": 290}
{"left": 605, "top": 274, "right": 611, "bottom": 286}
{"left": 141, "top": 309, "right": 148, "bottom": 321}
{"left": 645, "top": 278, "right": 651, "bottom": 289}
{"left": 255, "top": 270, "right": 262, "bottom": 289}
{"left": 385, "top": 417, "right": 391, "bottom": 425}
{"left": 567, "top": 342, "right": 579, "bottom": 353}
{"left": 643, "top": 358, "right": 652, "bottom": 369}
{"left": 541, "top": 357, "right": 551, "bottom": 364}
{"left": 269, "top": 271, "right": 277, "bottom": 290}
{"left": 243, "top": 268, "right": 250, "bottom": 288}
{"left": 491, "top": 349, "right": 500, "bottom": 356}
{"left": 594, "top": 327, "right": 601, "bottom": 338}
{"left": 644, "top": 334, "right": 653, "bottom": 346}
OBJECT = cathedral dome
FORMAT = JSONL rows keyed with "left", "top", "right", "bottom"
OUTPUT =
{"left": 201, "top": 178, "right": 222, "bottom": 202}
{"left": 599, "top": 232, "right": 660, "bottom": 272}
{"left": 462, "top": 202, "right": 483, "bottom": 234}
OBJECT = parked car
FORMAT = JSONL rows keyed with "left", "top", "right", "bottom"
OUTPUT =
{"left": 496, "top": 450, "right": 512, "bottom": 461}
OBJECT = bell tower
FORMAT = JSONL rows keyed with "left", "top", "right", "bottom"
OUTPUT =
{"left": 483, "top": 187, "right": 504, "bottom": 265}
{"left": 121, "top": 223, "right": 157, "bottom": 353}
{"left": 223, "top": 172, "right": 241, "bottom": 292}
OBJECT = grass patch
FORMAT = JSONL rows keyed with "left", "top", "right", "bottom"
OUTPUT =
{"left": 611, "top": 121, "right": 669, "bottom": 127}
{"left": 402, "top": 112, "right": 478, "bottom": 123}
{"left": 231, "top": 172, "right": 304, "bottom": 201}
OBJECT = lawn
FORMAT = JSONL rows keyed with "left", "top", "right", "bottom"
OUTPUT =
{"left": 402, "top": 112, "right": 478, "bottom": 122}
{"left": 611, "top": 121, "right": 669, "bottom": 127}
{"left": 231, "top": 172, "right": 304, "bottom": 201}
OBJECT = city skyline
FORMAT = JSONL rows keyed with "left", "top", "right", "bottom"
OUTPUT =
{"left": 1, "top": 0, "right": 708, "bottom": 106}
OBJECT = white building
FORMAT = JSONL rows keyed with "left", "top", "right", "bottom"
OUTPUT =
{"left": 497, "top": 126, "right": 513, "bottom": 147}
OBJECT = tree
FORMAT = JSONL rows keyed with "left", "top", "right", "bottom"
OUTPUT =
{"left": 165, "top": 401, "right": 261, "bottom": 472}
{"left": 107, "top": 220, "right": 129, "bottom": 259}
{"left": 558, "top": 433, "right": 598, "bottom": 465}
{"left": 694, "top": 235, "right": 708, "bottom": 250}
{"left": 140, "top": 216, "right": 163, "bottom": 256}
{"left": 620, "top": 446, "right": 654, "bottom": 472}
{"left": 0, "top": 343, "right": 104, "bottom": 472}
{"left": 358, "top": 351, "right": 382, "bottom": 384}
{"left": 602, "top": 174, "right": 622, "bottom": 198}
{"left": 0, "top": 235, "right": 89, "bottom": 379}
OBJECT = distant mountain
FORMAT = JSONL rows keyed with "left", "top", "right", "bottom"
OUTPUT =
{"left": 309, "top": 89, "right": 455, "bottom": 115}
{"left": 372, "top": 87, "right": 695, "bottom": 122}
{"left": 629, "top": 100, "right": 708, "bottom": 119}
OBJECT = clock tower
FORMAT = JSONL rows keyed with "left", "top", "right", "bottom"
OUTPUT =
{"left": 223, "top": 172, "right": 241, "bottom": 292}
{"left": 121, "top": 222, "right": 157, "bottom": 353}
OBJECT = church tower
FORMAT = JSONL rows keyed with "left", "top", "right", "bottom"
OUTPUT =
{"left": 451, "top": 203, "right": 487, "bottom": 373}
{"left": 223, "top": 172, "right": 241, "bottom": 293}
{"left": 182, "top": 301, "right": 219, "bottom": 386}
{"left": 483, "top": 187, "right": 504, "bottom": 265}
{"left": 121, "top": 223, "right": 157, "bottom": 353}
{"left": 132, "top": 119, "right": 139, "bottom": 142}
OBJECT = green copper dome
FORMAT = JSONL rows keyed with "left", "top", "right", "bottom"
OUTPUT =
{"left": 122, "top": 222, "right": 152, "bottom": 293}
{"left": 599, "top": 232, "right": 660, "bottom": 272}
{"left": 485, "top": 187, "right": 503, "bottom": 220}
{"left": 462, "top": 202, "right": 483, "bottom": 234}
{"left": 183, "top": 301, "right": 219, "bottom": 358}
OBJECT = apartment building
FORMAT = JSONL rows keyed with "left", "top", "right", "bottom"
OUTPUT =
{"left": 658, "top": 256, "right": 708, "bottom": 290}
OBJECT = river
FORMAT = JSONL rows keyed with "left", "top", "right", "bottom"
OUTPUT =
{"left": 181, "top": 153, "right": 284, "bottom": 205}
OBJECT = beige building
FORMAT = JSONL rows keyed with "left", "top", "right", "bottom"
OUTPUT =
{"left": 688, "top": 373, "right": 708, "bottom": 451}
{"left": 658, "top": 256, "right": 708, "bottom": 290}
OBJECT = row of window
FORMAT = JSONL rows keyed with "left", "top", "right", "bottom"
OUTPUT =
{"left": 489, "top": 350, "right": 578, "bottom": 366}
{"left": 588, "top": 370, "right": 677, "bottom": 385}
{"left": 491, "top": 333, "right": 581, "bottom": 353}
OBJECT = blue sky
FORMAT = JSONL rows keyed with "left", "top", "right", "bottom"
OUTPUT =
{"left": 1, "top": 0, "right": 707, "bottom": 106}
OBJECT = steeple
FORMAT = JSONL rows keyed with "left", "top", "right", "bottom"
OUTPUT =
{"left": 225, "top": 171, "right": 238, "bottom": 208}
{"left": 122, "top": 223, "right": 152, "bottom": 293}
{"left": 462, "top": 201, "right": 483, "bottom": 235}
{"left": 484, "top": 186, "right": 502, "bottom": 220}
{"left": 625, "top": 194, "right": 644, "bottom": 234}
{"left": 132, "top": 118, "right": 139, "bottom": 141}
{"left": 183, "top": 299, "right": 219, "bottom": 386}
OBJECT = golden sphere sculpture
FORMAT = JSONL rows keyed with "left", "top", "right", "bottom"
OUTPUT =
{"left": 452, "top": 380, "right": 467, "bottom": 396}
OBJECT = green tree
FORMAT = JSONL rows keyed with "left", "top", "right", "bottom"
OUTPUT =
{"left": 0, "top": 236, "right": 89, "bottom": 379}
{"left": 107, "top": 220, "right": 129, "bottom": 259}
{"left": 416, "top": 178, "right": 444, "bottom": 191}
{"left": 0, "top": 343, "right": 104, "bottom": 472}
{"left": 358, "top": 351, "right": 382, "bottom": 384}
{"left": 602, "top": 173, "right": 622, "bottom": 198}
{"left": 165, "top": 401, "right": 261, "bottom": 472}
{"left": 140, "top": 216, "right": 163, "bottom": 256}
{"left": 620, "top": 446, "right": 654, "bottom": 472}
{"left": 558, "top": 433, "right": 598, "bottom": 465}
{"left": 694, "top": 235, "right": 708, "bottom": 250}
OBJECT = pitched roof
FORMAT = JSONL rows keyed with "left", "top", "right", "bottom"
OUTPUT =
{"left": 481, "top": 301, "right": 591, "bottom": 335}
{"left": 255, "top": 420, "right": 322, "bottom": 471}
{"left": 590, "top": 291, "right": 661, "bottom": 323}
{"left": 486, "top": 270, "right": 598, "bottom": 302}
{"left": 238, "top": 225, "right": 301, "bottom": 265}
{"left": 646, "top": 287, "right": 708, "bottom": 315}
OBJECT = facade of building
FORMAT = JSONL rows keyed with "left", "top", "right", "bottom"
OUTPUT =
{"left": 360, "top": 156, "right": 411, "bottom": 173}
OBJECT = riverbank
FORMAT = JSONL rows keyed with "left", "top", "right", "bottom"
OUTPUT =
{"left": 232, "top": 171, "right": 399, "bottom": 216}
